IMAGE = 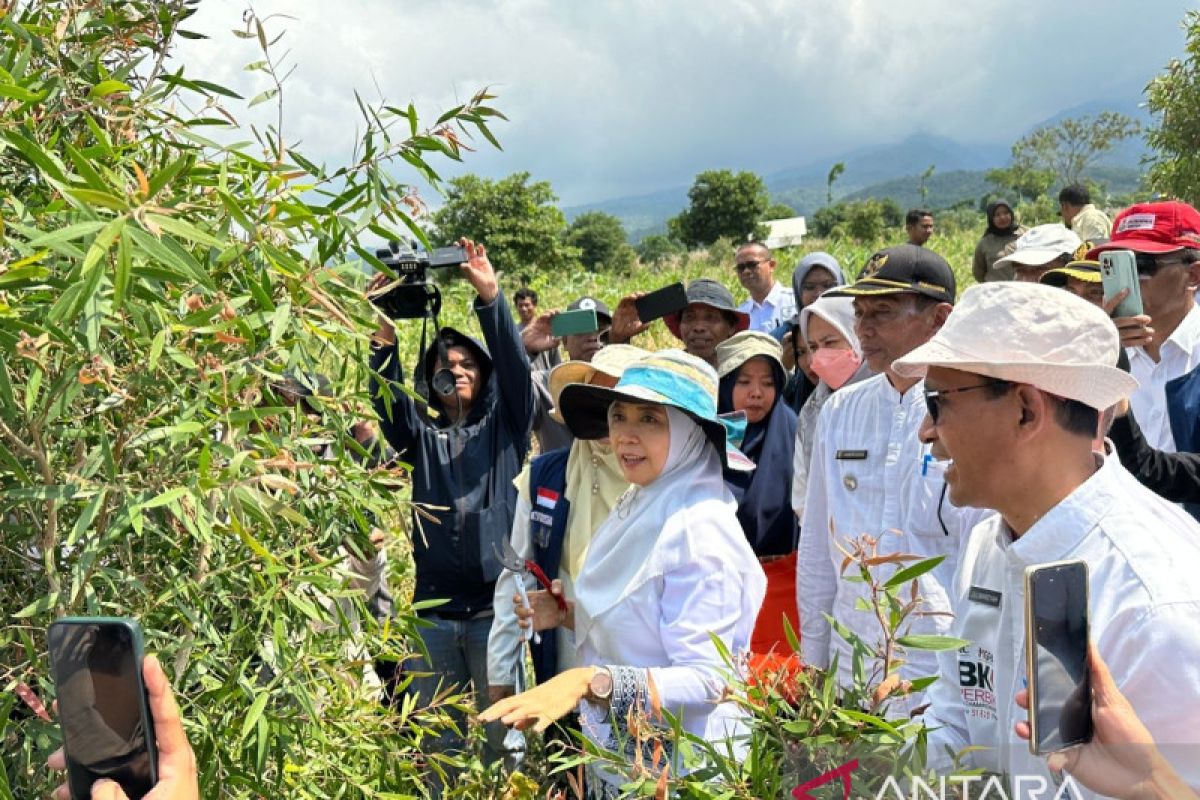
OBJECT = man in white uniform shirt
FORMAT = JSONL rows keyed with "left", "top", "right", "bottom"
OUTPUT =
{"left": 735, "top": 241, "right": 796, "bottom": 334}
{"left": 797, "top": 244, "right": 989, "bottom": 712}
{"left": 899, "top": 281, "right": 1200, "bottom": 792}
{"left": 1089, "top": 200, "right": 1200, "bottom": 453}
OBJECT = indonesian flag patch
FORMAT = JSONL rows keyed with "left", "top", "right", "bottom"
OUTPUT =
{"left": 535, "top": 488, "right": 560, "bottom": 511}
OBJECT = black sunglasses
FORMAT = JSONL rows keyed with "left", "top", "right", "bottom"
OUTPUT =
{"left": 1134, "top": 252, "right": 1195, "bottom": 277}
{"left": 735, "top": 260, "right": 766, "bottom": 273}
{"left": 924, "top": 380, "right": 1011, "bottom": 424}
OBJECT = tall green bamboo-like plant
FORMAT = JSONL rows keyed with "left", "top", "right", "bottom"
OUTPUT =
{"left": 0, "top": 2, "right": 505, "bottom": 797}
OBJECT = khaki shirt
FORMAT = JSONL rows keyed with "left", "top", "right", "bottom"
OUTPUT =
{"left": 1069, "top": 203, "right": 1112, "bottom": 242}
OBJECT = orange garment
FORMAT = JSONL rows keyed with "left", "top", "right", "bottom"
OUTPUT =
{"left": 750, "top": 552, "right": 800, "bottom": 655}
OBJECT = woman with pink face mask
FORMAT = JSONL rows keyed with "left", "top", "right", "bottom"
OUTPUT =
{"left": 791, "top": 296, "right": 874, "bottom": 522}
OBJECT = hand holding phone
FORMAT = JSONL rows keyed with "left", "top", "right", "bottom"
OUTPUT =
{"left": 634, "top": 282, "right": 689, "bottom": 325}
{"left": 1024, "top": 561, "right": 1092, "bottom": 756}
{"left": 49, "top": 618, "right": 159, "bottom": 800}
{"left": 550, "top": 308, "right": 599, "bottom": 337}
{"left": 1100, "top": 251, "right": 1144, "bottom": 319}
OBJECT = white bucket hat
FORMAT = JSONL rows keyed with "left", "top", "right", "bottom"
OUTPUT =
{"left": 994, "top": 223, "right": 1083, "bottom": 268}
{"left": 892, "top": 282, "right": 1138, "bottom": 411}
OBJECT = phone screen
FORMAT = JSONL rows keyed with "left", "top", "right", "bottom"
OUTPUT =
{"left": 49, "top": 621, "right": 155, "bottom": 800}
{"left": 1028, "top": 562, "right": 1092, "bottom": 754}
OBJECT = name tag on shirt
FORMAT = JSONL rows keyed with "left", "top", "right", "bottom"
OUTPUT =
{"left": 968, "top": 586, "right": 1001, "bottom": 607}
{"left": 530, "top": 511, "right": 553, "bottom": 528}
{"left": 836, "top": 449, "right": 868, "bottom": 460}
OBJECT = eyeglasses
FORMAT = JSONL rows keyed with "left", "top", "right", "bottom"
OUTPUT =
{"left": 923, "top": 380, "right": 1011, "bottom": 424}
{"left": 735, "top": 260, "right": 766, "bottom": 273}
{"left": 1134, "top": 252, "right": 1195, "bottom": 277}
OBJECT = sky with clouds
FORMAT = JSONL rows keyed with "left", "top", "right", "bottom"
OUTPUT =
{"left": 174, "top": 0, "right": 1194, "bottom": 207}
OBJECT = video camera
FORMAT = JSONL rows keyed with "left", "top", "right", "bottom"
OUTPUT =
{"left": 368, "top": 241, "right": 466, "bottom": 320}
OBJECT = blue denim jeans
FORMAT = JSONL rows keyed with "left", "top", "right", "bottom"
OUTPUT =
{"left": 407, "top": 614, "right": 506, "bottom": 764}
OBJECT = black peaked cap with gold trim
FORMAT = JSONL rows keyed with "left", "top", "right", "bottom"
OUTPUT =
{"left": 826, "top": 244, "right": 956, "bottom": 303}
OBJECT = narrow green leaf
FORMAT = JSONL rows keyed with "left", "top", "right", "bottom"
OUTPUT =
{"left": 64, "top": 187, "right": 129, "bottom": 211}
{"left": 883, "top": 555, "right": 946, "bottom": 589}
{"left": 89, "top": 79, "right": 131, "bottom": 98}
{"left": 3, "top": 130, "right": 66, "bottom": 181}
{"left": 248, "top": 88, "right": 279, "bottom": 108}
{"left": 80, "top": 215, "right": 127, "bottom": 276}
{"left": 144, "top": 213, "right": 222, "bottom": 248}
{"left": 148, "top": 328, "right": 167, "bottom": 370}
{"left": 27, "top": 221, "right": 106, "bottom": 248}
{"left": 113, "top": 230, "right": 132, "bottom": 309}
{"left": 0, "top": 83, "right": 45, "bottom": 102}
{"left": 141, "top": 486, "right": 189, "bottom": 510}
{"left": 896, "top": 634, "right": 970, "bottom": 651}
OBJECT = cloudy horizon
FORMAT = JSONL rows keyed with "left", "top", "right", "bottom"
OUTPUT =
{"left": 173, "top": 1, "right": 1193, "bottom": 208}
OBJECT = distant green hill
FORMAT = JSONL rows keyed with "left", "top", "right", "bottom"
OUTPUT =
{"left": 564, "top": 100, "right": 1151, "bottom": 242}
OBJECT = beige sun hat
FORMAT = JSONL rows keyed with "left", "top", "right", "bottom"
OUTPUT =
{"left": 548, "top": 344, "right": 650, "bottom": 424}
{"left": 715, "top": 330, "right": 783, "bottom": 379}
{"left": 993, "top": 223, "right": 1083, "bottom": 268}
{"left": 892, "top": 281, "right": 1138, "bottom": 411}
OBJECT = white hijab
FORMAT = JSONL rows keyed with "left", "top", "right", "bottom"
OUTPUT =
{"left": 573, "top": 407, "right": 761, "bottom": 649}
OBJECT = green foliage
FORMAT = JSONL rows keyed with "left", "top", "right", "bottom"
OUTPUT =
{"left": 1146, "top": 10, "right": 1200, "bottom": 205}
{"left": 0, "top": 2, "right": 505, "bottom": 797}
{"left": 811, "top": 198, "right": 903, "bottom": 242}
{"left": 763, "top": 202, "right": 797, "bottom": 221}
{"left": 635, "top": 233, "right": 685, "bottom": 266}
{"left": 668, "top": 169, "right": 770, "bottom": 247}
{"left": 991, "top": 111, "right": 1141, "bottom": 199}
{"left": 430, "top": 172, "right": 580, "bottom": 275}
{"left": 564, "top": 210, "right": 634, "bottom": 272}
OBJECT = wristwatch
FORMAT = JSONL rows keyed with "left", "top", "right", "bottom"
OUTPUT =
{"left": 586, "top": 666, "right": 613, "bottom": 704}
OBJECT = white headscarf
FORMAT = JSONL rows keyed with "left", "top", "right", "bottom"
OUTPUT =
{"left": 799, "top": 295, "right": 862, "bottom": 357}
{"left": 573, "top": 407, "right": 762, "bottom": 649}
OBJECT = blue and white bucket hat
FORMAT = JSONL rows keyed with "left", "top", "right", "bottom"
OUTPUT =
{"left": 558, "top": 349, "right": 754, "bottom": 471}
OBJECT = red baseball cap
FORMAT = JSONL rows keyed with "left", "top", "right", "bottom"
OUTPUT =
{"left": 1088, "top": 200, "right": 1200, "bottom": 257}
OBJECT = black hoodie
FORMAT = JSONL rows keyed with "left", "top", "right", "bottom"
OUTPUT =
{"left": 370, "top": 292, "right": 534, "bottom": 615}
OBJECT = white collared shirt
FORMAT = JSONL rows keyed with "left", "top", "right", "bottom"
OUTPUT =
{"left": 923, "top": 453, "right": 1200, "bottom": 794}
{"left": 1128, "top": 302, "right": 1200, "bottom": 452}
{"left": 738, "top": 281, "right": 796, "bottom": 333}
{"left": 797, "top": 374, "right": 992, "bottom": 711}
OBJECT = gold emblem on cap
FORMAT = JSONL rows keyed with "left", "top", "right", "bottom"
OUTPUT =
{"left": 861, "top": 253, "right": 888, "bottom": 278}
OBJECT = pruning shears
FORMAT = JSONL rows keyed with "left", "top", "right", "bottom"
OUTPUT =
{"left": 493, "top": 538, "right": 568, "bottom": 645}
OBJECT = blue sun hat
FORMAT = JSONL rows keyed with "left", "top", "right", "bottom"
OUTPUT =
{"left": 558, "top": 349, "right": 754, "bottom": 471}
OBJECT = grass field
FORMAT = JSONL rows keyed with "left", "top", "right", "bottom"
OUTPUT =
{"left": 391, "top": 228, "right": 983, "bottom": 357}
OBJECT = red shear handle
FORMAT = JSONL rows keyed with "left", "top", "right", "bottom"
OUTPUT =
{"left": 524, "top": 560, "right": 568, "bottom": 611}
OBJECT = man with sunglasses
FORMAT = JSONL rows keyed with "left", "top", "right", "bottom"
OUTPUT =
{"left": 796, "top": 244, "right": 989, "bottom": 713}
{"left": 1089, "top": 201, "right": 1200, "bottom": 454}
{"left": 735, "top": 241, "right": 797, "bottom": 334}
{"left": 903, "top": 281, "right": 1200, "bottom": 791}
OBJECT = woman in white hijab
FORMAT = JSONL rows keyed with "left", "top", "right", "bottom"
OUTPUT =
{"left": 481, "top": 350, "right": 766, "bottom": 798}
{"left": 790, "top": 295, "right": 874, "bottom": 522}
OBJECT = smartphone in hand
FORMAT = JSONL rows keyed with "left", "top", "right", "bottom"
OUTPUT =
{"left": 1024, "top": 561, "right": 1092, "bottom": 755}
{"left": 550, "top": 308, "right": 600, "bottom": 337}
{"left": 1100, "top": 250, "right": 1144, "bottom": 318}
{"left": 48, "top": 617, "right": 158, "bottom": 800}
{"left": 634, "top": 282, "right": 689, "bottom": 325}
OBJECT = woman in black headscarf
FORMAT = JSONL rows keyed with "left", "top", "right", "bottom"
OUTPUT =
{"left": 972, "top": 199, "right": 1026, "bottom": 282}
{"left": 715, "top": 331, "right": 799, "bottom": 654}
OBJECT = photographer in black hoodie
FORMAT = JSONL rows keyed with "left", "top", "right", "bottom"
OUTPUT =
{"left": 368, "top": 239, "right": 533, "bottom": 762}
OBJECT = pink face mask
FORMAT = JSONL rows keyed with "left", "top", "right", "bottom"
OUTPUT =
{"left": 810, "top": 348, "right": 862, "bottom": 390}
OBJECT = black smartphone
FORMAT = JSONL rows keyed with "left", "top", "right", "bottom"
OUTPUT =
{"left": 1024, "top": 561, "right": 1092, "bottom": 755}
{"left": 48, "top": 617, "right": 158, "bottom": 800}
{"left": 428, "top": 245, "right": 467, "bottom": 268}
{"left": 634, "top": 282, "right": 689, "bottom": 324}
